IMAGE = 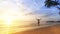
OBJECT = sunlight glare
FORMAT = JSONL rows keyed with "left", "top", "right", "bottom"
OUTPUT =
{"left": 5, "top": 16, "right": 12, "bottom": 27}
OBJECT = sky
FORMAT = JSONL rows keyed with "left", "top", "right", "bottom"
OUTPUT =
{"left": 0, "top": 0, "right": 60, "bottom": 26}
{"left": 18, "top": 0, "right": 60, "bottom": 20}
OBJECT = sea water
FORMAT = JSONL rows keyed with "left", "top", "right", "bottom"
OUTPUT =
{"left": 0, "top": 22, "right": 60, "bottom": 34}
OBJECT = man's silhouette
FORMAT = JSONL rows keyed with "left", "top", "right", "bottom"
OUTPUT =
{"left": 37, "top": 19, "right": 41, "bottom": 26}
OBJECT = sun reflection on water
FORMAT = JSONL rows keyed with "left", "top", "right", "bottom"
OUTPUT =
{"left": 0, "top": 17, "right": 12, "bottom": 34}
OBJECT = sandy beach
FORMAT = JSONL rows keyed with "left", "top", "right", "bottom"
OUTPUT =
{"left": 12, "top": 24, "right": 60, "bottom": 34}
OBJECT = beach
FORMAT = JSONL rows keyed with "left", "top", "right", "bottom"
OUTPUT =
{"left": 12, "top": 24, "right": 60, "bottom": 34}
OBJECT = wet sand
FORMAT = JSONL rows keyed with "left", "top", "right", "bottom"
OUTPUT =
{"left": 12, "top": 24, "right": 60, "bottom": 34}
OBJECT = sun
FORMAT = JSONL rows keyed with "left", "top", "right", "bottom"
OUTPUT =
{"left": 5, "top": 16, "right": 12, "bottom": 26}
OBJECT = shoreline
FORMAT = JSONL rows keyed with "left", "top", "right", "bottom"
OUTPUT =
{"left": 12, "top": 24, "right": 60, "bottom": 34}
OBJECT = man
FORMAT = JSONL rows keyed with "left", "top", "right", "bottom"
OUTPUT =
{"left": 37, "top": 18, "right": 41, "bottom": 26}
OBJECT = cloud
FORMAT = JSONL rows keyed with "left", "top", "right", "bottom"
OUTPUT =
{"left": 0, "top": 0, "right": 60, "bottom": 21}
